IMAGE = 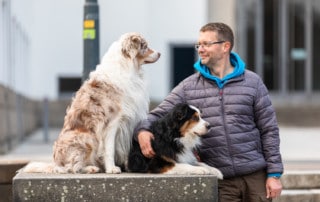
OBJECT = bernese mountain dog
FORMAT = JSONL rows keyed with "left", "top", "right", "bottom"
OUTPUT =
{"left": 128, "top": 103, "right": 223, "bottom": 178}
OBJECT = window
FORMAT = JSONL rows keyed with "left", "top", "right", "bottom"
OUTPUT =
{"left": 58, "top": 76, "right": 82, "bottom": 98}
{"left": 170, "top": 44, "right": 197, "bottom": 88}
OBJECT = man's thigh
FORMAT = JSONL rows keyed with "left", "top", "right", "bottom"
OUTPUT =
{"left": 218, "top": 170, "right": 272, "bottom": 202}
{"left": 243, "top": 170, "right": 272, "bottom": 202}
{"left": 218, "top": 176, "right": 244, "bottom": 202}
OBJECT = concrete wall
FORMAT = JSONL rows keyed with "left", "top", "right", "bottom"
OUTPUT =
{"left": 0, "top": 84, "right": 69, "bottom": 155}
{"left": 0, "top": 84, "right": 40, "bottom": 154}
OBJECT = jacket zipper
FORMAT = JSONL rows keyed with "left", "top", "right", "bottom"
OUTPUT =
{"left": 219, "top": 88, "right": 236, "bottom": 174}
{"left": 218, "top": 89, "right": 223, "bottom": 101}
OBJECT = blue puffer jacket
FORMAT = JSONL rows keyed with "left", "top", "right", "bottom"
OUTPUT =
{"left": 135, "top": 53, "right": 283, "bottom": 178}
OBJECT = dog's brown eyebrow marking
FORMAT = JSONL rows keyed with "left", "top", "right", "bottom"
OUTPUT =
{"left": 191, "top": 112, "right": 200, "bottom": 121}
{"left": 179, "top": 111, "right": 200, "bottom": 136}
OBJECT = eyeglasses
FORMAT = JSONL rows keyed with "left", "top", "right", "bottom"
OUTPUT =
{"left": 194, "top": 41, "right": 225, "bottom": 50}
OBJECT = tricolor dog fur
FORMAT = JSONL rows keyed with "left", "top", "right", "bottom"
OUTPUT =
{"left": 21, "top": 32, "right": 160, "bottom": 174}
{"left": 128, "top": 103, "right": 223, "bottom": 178}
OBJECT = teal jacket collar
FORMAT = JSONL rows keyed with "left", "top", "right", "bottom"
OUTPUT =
{"left": 193, "top": 52, "right": 246, "bottom": 88}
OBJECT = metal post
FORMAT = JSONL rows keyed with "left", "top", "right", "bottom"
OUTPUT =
{"left": 255, "top": 0, "right": 264, "bottom": 79}
{"left": 279, "top": 0, "right": 288, "bottom": 95}
{"left": 83, "top": 0, "right": 100, "bottom": 82}
{"left": 43, "top": 97, "right": 49, "bottom": 143}
{"left": 305, "top": 0, "right": 313, "bottom": 97}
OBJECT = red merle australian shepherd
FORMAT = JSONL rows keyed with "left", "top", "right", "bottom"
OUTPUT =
{"left": 128, "top": 103, "right": 223, "bottom": 178}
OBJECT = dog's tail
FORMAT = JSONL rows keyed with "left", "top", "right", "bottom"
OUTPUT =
{"left": 19, "top": 161, "right": 65, "bottom": 173}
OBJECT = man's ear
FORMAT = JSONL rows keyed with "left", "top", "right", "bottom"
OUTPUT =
{"left": 223, "top": 41, "right": 231, "bottom": 53}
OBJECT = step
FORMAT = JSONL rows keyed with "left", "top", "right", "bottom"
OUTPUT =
{"left": 274, "top": 171, "right": 320, "bottom": 202}
{"left": 274, "top": 189, "right": 320, "bottom": 202}
{"left": 281, "top": 170, "right": 320, "bottom": 189}
{"left": 0, "top": 160, "right": 28, "bottom": 184}
{"left": 13, "top": 172, "right": 218, "bottom": 202}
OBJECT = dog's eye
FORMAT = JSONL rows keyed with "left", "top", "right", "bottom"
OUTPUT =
{"left": 140, "top": 41, "right": 148, "bottom": 50}
{"left": 191, "top": 115, "right": 199, "bottom": 121}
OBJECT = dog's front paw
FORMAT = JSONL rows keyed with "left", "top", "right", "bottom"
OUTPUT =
{"left": 197, "top": 163, "right": 223, "bottom": 179}
{"left": 206, "top": 167, "right": 223, "bottom": 179}
{"left": 82, "top": 166, "right": 100, "bottom": 174}
{"left": 106, "top": 166, "right": 121, "bottom": 174}
{"left": 197, "top": 167, "right": 213, "bottom": 175}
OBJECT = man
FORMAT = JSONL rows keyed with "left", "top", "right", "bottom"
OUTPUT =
{"left": 135, "top": 22, "right": 283, "bottom": 201}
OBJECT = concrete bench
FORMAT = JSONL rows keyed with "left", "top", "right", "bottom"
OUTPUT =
{"left": 13, "top": 173, "right": 218, "bottom": 202}
{"left": 13, "top": 166, "right": 320, "bottom": 201}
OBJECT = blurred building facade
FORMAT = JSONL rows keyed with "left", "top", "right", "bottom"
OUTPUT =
{"left": 234, "top": 0, "right": 320, "bottom": 106}
{"left": 1, "top": 0, "right": 319, "bottom": 105}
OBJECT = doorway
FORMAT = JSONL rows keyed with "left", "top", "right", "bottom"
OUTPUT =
{"left": 170, "top": 44, "right": 196, "bottom": 88}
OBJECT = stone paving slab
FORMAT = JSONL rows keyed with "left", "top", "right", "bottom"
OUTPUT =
{"left": 280, "top": 127, "right": 320, "bottom": 161}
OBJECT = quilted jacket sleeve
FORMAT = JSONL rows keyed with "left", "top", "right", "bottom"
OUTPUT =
{"left": 254, "top": 78, "right": 283, "bottom": 174}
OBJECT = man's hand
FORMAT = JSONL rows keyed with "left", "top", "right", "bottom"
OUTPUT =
{"left": 137, "top": 130, "right": 156, "bottom": 158}
{"left": 266, "top": 177, "right": 282, "bottom": 199}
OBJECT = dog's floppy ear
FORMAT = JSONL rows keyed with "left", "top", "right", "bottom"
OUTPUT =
{"left": 173, "top": 103, "right": 189, "bottom": 121}
{"left": 121, "top": 33, "right": 142, "bottom": 59}
{"left": 175, "top": 111, "right": 184, "bottom": 121}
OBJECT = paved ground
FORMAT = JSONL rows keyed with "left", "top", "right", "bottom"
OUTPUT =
{"left": 0, "top": 128, "right": 60, "bottom": 163}
{"left": 0, "top": 126, "right": 319, "bottom": 171}
{"left": 279, "top": 126, "right": 320, "bottom": 171}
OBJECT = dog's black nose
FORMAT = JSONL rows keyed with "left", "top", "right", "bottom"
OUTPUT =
{"left": 205, "top": 122, "right": 210, "bottom": 129}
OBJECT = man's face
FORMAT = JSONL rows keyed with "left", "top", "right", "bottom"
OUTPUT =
{"left": 196, "top": 31, "right": 225, "bottom": 67}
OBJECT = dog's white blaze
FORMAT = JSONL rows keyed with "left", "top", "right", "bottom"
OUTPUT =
{"left": 189, "top": 105, "right": 209, "bottom": 136}
{"left": 189, "top": 105, "right": 200, "bottom": 113}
